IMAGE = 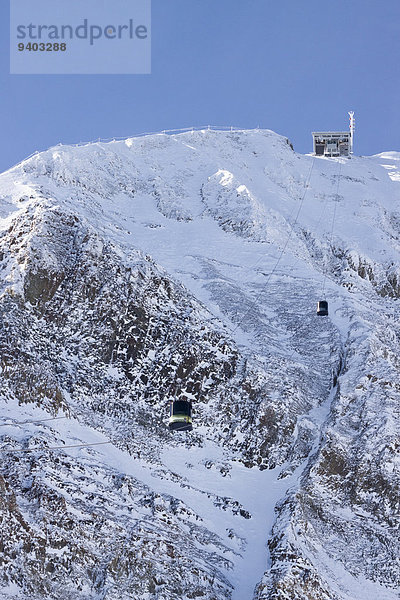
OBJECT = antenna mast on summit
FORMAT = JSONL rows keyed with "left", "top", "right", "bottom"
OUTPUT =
{"left": 348, "top": 111, "right": 355, "bottom": 154}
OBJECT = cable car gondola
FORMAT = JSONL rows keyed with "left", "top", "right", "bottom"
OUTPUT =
{"left": 317, "top": 300, "right": 328, "bottom": 316}
{"left": 168, "top": 398, "right": 193, "bottom": 432}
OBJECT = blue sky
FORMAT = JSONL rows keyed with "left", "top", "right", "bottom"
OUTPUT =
{"left": 1, "top": 0, "right": 399, "bottom": 172}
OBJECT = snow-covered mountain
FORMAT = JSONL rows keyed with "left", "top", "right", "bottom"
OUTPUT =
{"left": 0, "top": 129, "right": 399, "bottom": 600}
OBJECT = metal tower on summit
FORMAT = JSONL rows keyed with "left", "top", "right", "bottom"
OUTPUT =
{"left": 348, "top": 110, "right": 355, "bottom": 154}
{"left": 312, "top": 111, "right": 355, "bottom": 157}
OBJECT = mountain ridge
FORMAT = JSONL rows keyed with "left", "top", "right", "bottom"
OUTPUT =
{"left": 0, "top": 128, "right": 399, "bottom": 600}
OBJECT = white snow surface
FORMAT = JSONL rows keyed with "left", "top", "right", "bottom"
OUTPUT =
{"left": 0, "top": 129, "right": 399, "bottom": 599}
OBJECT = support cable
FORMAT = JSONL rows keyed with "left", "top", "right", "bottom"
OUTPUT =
{"left": 0, "top": 416, "right": 67, "bottom": 427}
{"left": 0, "top": 440, "right": 111, "bottom": 455}
{"left": 231, "top": 156, "right": 315, "bottom": 335}
{"left": 321, "top": 160, "right": 342, "bottom": 297}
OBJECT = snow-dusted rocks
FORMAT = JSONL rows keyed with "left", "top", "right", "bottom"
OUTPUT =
{"left": 0, "top": 129, "right": 399, "bottom": 599}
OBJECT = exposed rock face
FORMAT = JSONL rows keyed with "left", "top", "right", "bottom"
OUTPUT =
{"left": 0, "top": 202, "right": 242, "bottom": 598}
{"left": 0, "top": 131, "right": 399, "bottom": 599}
{"left": 255, "top": 270, "right": 400, "bottom": 600}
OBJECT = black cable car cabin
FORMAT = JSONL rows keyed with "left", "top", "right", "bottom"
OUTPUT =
{"left": 317, "top": 300, "right": 328, "bottom": 316}
{"left": 169, "top": 399, "right": 193, "bottom": 432}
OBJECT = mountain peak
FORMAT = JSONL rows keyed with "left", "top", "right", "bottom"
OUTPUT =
{"left": 0, "top": 128, "right": 399, "bottom": 600}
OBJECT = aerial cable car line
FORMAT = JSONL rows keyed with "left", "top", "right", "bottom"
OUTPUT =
{"left": 313, "top": 164, "right": 336, "bottom": 236}
{"left": 263, "top": 158, "right": 337, "bottom": 295}
{"left": 0, "top": 416, "right": 67, "bottom": 427}
{"left": 0, "top": 417, "right": 113, "bottom": 455}
{"left": 0, "top": 440, "right": 111, "bottom": 454}
{"left": 230, "top": 156, "right": 316, "bottom": 335}
{"left": 317, "top": 160, "right": 343, "bottom": 316}
{"left": 165, "top": 156, "right": 317, "bottom": 423}
{"left": 324, "top": 160, "right": 342, "bottom": 294}
{"left": 236, "top": 156, "right": 317, "bottom": 293}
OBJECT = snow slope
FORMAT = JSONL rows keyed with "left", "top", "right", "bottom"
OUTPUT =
{"left": 0, "top": 129, "right": 399, "bottom": 600}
